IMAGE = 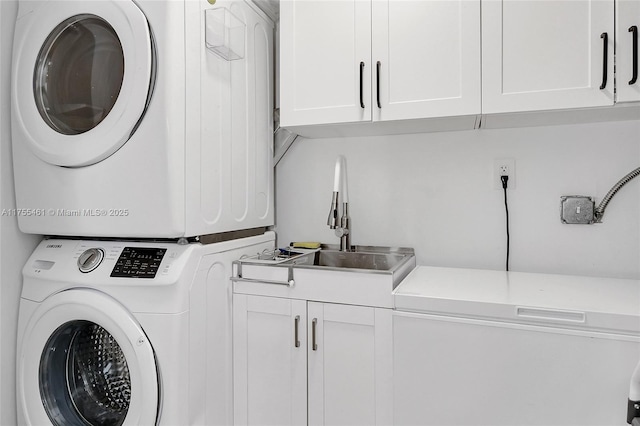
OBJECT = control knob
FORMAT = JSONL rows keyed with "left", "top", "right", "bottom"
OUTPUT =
{"left": 78, "top": 248, "right": 104, "bottom": 273}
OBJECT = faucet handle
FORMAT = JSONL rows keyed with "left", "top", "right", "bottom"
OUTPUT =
{"left": 335, "top": 227, "right": 349, "bottom": 237}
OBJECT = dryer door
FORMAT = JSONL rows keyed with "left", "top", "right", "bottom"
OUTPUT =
{"left": 12, "top": 0, "right": 154, "bottom": 167}
{"left": 18, "top": 289, "right": 159, "bottom": 426}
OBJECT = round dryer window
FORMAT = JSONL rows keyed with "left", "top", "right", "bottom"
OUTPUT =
{"left": 34, "top": 15, "right": 125, "bottom": 135}
{"left": 39, "top": 321, "right": 131, "bottom": 426}
{"left": 12, "top": 1, "right": 155, "bottom": 167}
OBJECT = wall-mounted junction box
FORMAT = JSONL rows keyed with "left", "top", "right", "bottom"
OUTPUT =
{"left": 560, "top": 196, "right": 595, "bottom": 224}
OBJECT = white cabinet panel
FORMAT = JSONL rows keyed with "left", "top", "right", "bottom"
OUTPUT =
{"left": 308, "top": 303, "right": 375, "bottom": 426}
{"left": 617, "top": 0, "right": 640, "bottom": 102}
{"left": 372, "top": 0, "right": 480, "bottom": 120}
{"left": 233, "top": 294, "right": 307, "bottom": 426}
{"left": 482, "top": 0, "right": 614, "bottom": 113}
{"left": 233, "top": 293, "right": 393, "bottom": 426}
{"left": 280, "top": 0, "right": 480, "bottom": 129}
{"left": 393, "top": 311, "right": 640, "bottom": 426}
{"left": 280, "top": 0, "right": 372, "bottom": 126}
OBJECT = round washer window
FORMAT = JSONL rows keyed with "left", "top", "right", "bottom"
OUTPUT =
{"left": 34, "top": 15, "right": 125, "bottom": 135}
{"left": 39, "top": 320, "right": 131, "bottom": 426}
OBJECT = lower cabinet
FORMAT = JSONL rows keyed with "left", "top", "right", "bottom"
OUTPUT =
{"left": 392, "top": 310, "right": 640, "bottom": 426}
{"left": 233, "top": 294, "right": 392, "bottom": 426}
{"left": 233, "top": 295, "right": 307, "bottom": 425}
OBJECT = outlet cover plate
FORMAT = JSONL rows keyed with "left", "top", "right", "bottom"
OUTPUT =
{"left": 494, "top": 158, "right": 516, "bottom": 189}
{"left": 561, "top": 196, "right": 595, "bottom": 224}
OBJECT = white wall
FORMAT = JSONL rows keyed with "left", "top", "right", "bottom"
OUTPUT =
{"left": 1, "top": 0, "right": 3, "bottom": 418}
{"left": 275, "top": 120, "right": 640, "bottom": 280}
{"left": 0, "top": 1, "right": 42, "bottom": 423}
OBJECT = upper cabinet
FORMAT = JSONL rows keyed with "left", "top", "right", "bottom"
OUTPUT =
{"left": 482, "top": 0, "right": 615, "bottom": 114}
{"left": 617, "top": 0, "right": 640, "bottom": 103}
{"left": 279, "top": 0, "right": 639, "bottom": 136}
{"left": 280, "top": 0, "right": 371, "bottom": 127}
{"left": 279, "top": 0, "right": 481, "bottom": 129}
{"left": 372, "top": 0, "right": 480, "bottom": 121}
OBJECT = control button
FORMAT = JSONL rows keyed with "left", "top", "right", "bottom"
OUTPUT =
{"left": 78, "top": 248, "right": 104, "bottom": 273}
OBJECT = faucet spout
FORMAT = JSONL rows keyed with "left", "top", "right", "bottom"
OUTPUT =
{"left": 326, "top": 156, "right": 351, "bottom": 251}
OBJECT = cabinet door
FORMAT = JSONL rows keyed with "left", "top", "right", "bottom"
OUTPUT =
{"left": 307, "top": 303, "right": 393, "bottom": 426}
{"left": 280, "top": 0, "right": 372, "bottom": 127}
{"left": 482, "top": 0, "right": 614, "bottom": 114}
{"left": 233, "top": 294, "right": 307, "bottom": 426}
{"left": 617, "top": 0, "right": 640, "bottom": 102}
{"left": 393, "top": 311, "right": 640, "bottom": 425}
{"left": 372, "top": 0, "right": 481, "bottom": 121}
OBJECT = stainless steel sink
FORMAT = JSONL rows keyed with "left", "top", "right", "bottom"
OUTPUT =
{"left": 233, "top": 245, "right": 416, "bottom": 307}
{"left": 281, "top": 245, "right": 416, "bottom": 287}
{"left": 311, "top": 250, "right": 406, "bottom": 271}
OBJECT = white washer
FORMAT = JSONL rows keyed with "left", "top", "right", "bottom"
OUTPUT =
{"left": 16, "top": 232, "right": 275, "bottom": 425}
{"left": 11, "top": 0, "right": 274, "bottom": 238}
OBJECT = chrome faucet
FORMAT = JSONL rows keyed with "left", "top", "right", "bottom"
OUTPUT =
{"left": 327, "top": 156, "right": 351, "bottom": 251}
{"left": 628, "top": 360, "right": 640, "bottom": 424}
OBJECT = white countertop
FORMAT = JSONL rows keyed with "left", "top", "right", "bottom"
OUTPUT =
{"left": 393, "top": 266, "right": 640, "bottom": 334}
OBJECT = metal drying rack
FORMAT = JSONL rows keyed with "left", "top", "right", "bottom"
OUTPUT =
{"left": 231, "top": 247, "right": 318, "bottom": 288}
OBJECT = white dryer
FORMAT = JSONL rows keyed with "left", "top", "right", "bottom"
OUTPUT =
{"left": 11, "top": 0, "right": 274, "bottom": 238}
{"left": 16, "top": 232, "right": 275, "bottom": 425}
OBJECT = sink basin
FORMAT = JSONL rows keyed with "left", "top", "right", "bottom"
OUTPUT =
{"left": 311, "top": 250, "right": 406, "bottom": 271}
{"left": 282, "top": 245, "right": 415, "bottom": 283}
{"left": 234, "top": 245, "right": 417, "bottom": 307}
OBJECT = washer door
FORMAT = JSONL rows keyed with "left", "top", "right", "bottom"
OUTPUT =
{"left": 12, "top": 0, "right": 154, "bottom": 167}
{"left": 18, "top": 289, "right": 159, "bottom": 425}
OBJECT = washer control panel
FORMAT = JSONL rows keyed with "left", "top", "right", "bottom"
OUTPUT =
{"left": 77, "top": 248, "right": 105, "bottom": 273}
{"left": 110, "top": 247, "right": 167, "bottom": 279}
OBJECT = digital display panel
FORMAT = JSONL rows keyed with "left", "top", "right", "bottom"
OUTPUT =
{"left": 110, "top": 247, "right": 167, "bottom": 278}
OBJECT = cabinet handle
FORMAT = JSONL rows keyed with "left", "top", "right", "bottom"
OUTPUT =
{"left": 376, "top": 61, "right": 381, "bottom": 108}
{"left": 630, "top": 26, "right": 638, "bottom": 85}
{"left": 359, "top": 62, "right": 365, "bottom": 108}
{"left": 600, "top": 32, "right": 608, "bottom": 90}
{"left": 294, "top": 315, "right": 300, "bottom": 348}
{"left": 311, "top": 318, "right": 318, "bottom": 351}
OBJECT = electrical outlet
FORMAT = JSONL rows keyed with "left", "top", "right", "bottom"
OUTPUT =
{"left": 494, "top": 158, "right": 516, "bottom": 189}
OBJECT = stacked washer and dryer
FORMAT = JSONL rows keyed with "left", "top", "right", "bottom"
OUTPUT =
{"left": 11, "top": 0, "right": 275, "bottom": 424}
